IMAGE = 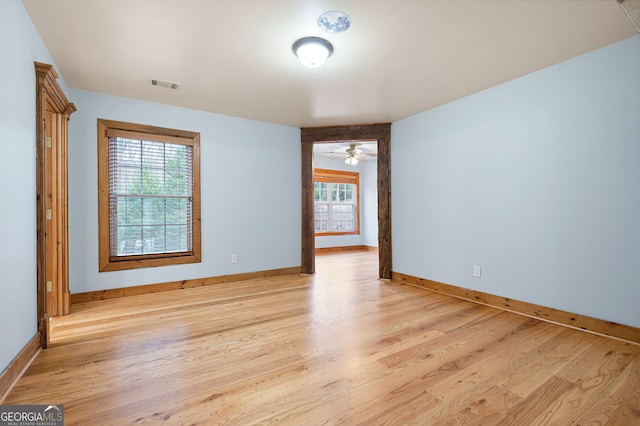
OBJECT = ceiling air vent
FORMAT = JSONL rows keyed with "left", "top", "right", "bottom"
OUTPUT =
{"left": 151, "top": 79, "right": 180, "bottom": 90}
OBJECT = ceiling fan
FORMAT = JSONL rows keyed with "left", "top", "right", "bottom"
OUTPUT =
{"left": 324, "top": 143, "right": 376, "bottom": 165}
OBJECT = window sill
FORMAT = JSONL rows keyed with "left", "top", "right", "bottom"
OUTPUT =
{"left": 99, "top": 252, "right": 201, "bottom": 272}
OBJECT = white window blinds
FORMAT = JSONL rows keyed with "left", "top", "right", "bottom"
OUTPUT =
{"left": 107, "top": 132, "right": 193, "bottom": 257}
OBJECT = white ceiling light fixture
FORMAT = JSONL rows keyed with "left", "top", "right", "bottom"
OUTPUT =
{"left": 345, "top": 156, "right": 359, "bottom": 166}
{"left": 292, "top": 36, "right": 333, "bottom": 68}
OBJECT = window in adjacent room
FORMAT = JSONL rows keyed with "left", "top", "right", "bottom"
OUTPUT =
{"left": 314, "top": 168, "right": 359, "bottom": 235}
{"left": 97, "top": 119, "right": 201, "bottom": 271}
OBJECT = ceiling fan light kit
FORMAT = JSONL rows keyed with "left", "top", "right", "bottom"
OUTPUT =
{"left": 323, "top": 143, "right": 375, "bottom": 166}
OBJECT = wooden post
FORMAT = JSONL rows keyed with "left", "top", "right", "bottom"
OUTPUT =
{"left": 300, "top": 124, "right": 391, "bottom": 278}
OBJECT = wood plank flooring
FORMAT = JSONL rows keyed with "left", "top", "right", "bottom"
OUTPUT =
{"left": 4, "top": 252, "right": 640, "bottom": 425}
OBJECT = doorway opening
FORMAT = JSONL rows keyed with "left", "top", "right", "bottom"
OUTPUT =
{"left": 300, "top": 124, "right": 391, "bottom": 278}
{"left": 312, "top": 142, "right": 377, "bottom": 254}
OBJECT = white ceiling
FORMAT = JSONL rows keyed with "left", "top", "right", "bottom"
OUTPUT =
{"left": 22, "top": 0, "right": 637, "bottom": 128}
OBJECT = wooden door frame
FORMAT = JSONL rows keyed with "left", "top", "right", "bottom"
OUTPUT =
{"left": 300, "top": 123, "right": 391, "bottom": 278}
{"left": 35, "top": 62, "right": 76, "bottom": 348}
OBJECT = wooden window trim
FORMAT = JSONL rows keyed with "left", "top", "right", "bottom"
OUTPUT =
{"left": 314, "top": 168, "right": 360, "bottom": 236}
{"left": 97, "top": 119, "right": 201, "bottom": 272}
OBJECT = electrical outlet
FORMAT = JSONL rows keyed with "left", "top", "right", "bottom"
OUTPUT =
{"left": 231, "top": 254, "right": 238, "bottom": 264}
{"left": 473, "top": 265, "right": 481, "bottom": 278}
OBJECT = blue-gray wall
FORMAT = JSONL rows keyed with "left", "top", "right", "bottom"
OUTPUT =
{"left": 68, "top": 89, "right": 301, "bottom": 293}
{"left": 392, "top": 35, "right": 640, "bottom": 328}
{"left": 0, "top": 0, "right": 69, "bottom": 374}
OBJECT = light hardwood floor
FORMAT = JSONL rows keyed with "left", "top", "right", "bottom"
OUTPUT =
{"left": 4, "top": 252, "right": 640, "bottom": 425}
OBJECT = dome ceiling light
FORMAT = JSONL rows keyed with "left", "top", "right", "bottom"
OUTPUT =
{"left": 292, "top": 36, "right": 334, "bottom": 68}
{"left": 292, "top": 10, "right": 350, "bottom": 68}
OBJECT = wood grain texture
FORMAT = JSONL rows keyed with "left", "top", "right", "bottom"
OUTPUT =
{"left": 376, "top": 129, "right": 391, "bottom": 279}
{"left": 315, "top": 245, "right": 376, "bottom": 254}
{"left": 0, "top": 333, "right": 40, "bottom": 403}
{"left": 5, "top": 252, "right": 639, "bottom": 425}
{"left": 300, "top": 140, "right": 315, "bottom": 274}
{"left": 35, "top": 62, "right": 76, "bottom": 347}
{"left": 300, "top": 123, "right": 391, "bottom": 144}
{"left": 393, "top": 271, "right": 640, "bottom": 344}
{"left": 70, "top": 266, "right": 301, "bottom": 303}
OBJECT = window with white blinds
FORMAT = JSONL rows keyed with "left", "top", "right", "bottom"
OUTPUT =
{"left": 108, "top": 135, "right": 192, "bottom": 256}
{"left": 98, "top": 120, "right": 201, "bottom": 271}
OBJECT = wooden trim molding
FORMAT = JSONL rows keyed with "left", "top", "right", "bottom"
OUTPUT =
{"left": 392, "top": 272, "right": 640, "bottom": 344}
{"left": 314, "top": 168, "right": 359, "bottom": 183}
{"left": 35, "top": 63, "right": 76, "bottom": 116}
{"left": 301, "top": 123, "right": 392, "bottom": 278}
{"left": 316, "top": 245, "right": 377, "bottom": 254}
{"left": 0, "top": 333, "right": 41, "bottom": 403}
{"left": 35, "top": 62, "right": 76, "bottom": 348}
{"left": 71, "top": 266, "right": 302, "bottom": 304}
{"left": 97, "top": 119, "right": 202, "bottom": 272}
